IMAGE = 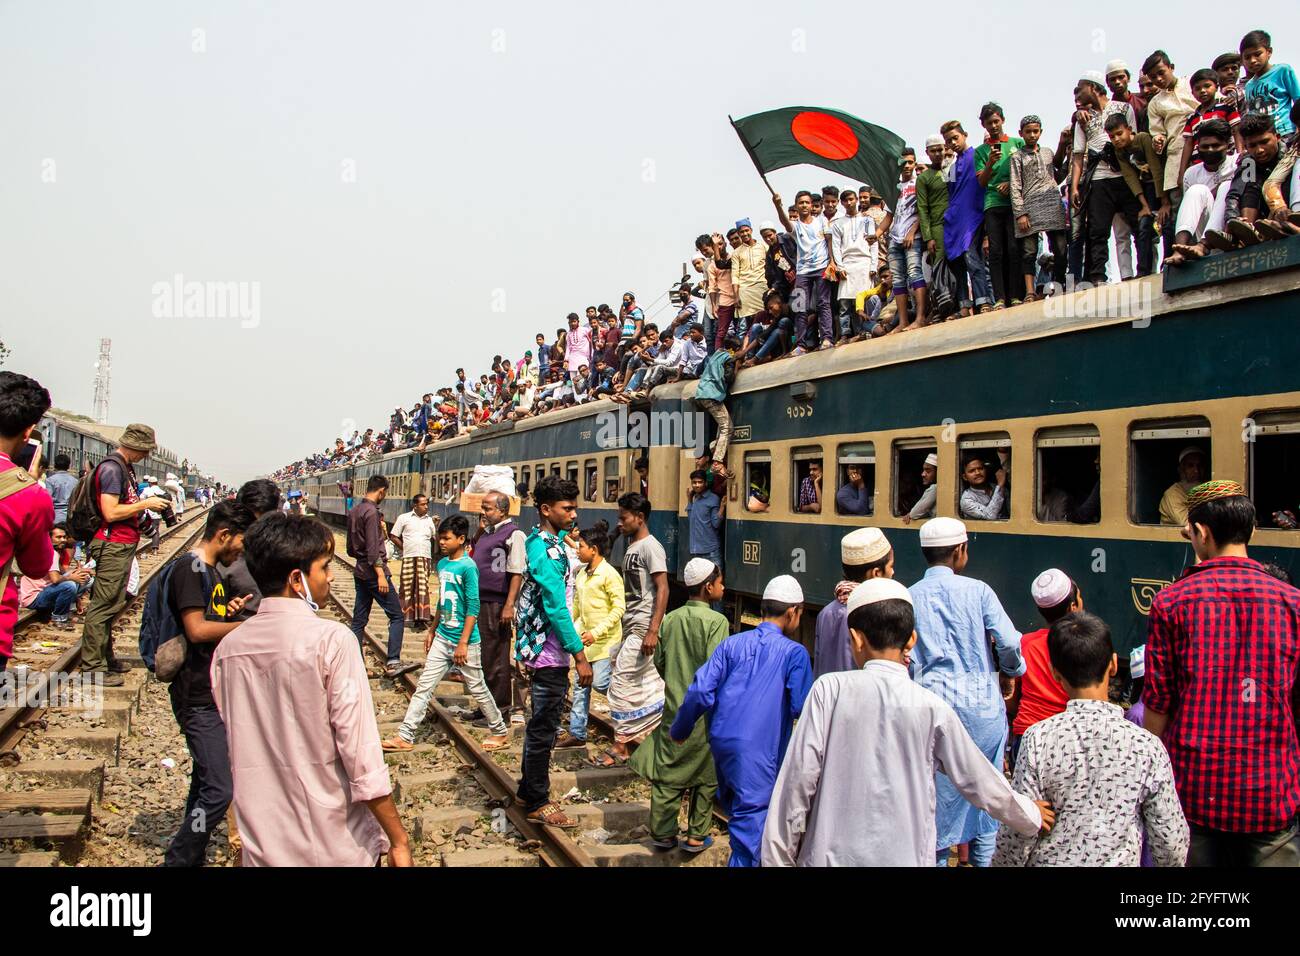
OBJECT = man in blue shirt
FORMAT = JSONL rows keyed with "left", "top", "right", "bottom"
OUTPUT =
{"left": 908, "top": 517, "right": 1023, "bottom": 867}
{"left": 686, "top": 470, "right": 723, "bottom": 570}
{"left": 44, "top": 454, "right": 77, "bottom": 524}
{"left": 671, "top": 574, "right": 813, "bottom": 867}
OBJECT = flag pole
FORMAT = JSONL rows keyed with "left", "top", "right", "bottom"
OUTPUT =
{"left": 729, "top": 114, "right": 777, "bottom": 198}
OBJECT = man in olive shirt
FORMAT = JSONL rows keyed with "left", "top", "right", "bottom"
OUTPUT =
{"left": 916, "top": 135, "right": 950, "bottom": 265}
{"left": 346, "top": 474, "right": 418, "bottom": 679}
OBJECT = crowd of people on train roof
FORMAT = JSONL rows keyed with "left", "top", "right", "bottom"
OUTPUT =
{"left": 272, "top": 28, "right": 1300, "bottom": 483}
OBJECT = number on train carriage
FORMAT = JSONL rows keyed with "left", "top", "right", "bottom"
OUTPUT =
{"left": 835, "top": 442, "right": 876, "bottom": 517}
{"left": 744, "top": 450, "right": 772, "bottom": 513}
{"left": 1036, "top": 425, "right": 1101, "bottom": 524}
{"left": 957, "top": 432, "right": 1012, "bottom": 521}
{"left": 1129, "top": 417, "right": 1211, "bottom": 526}
{"left": 1247, "top": 410, "right": 1300, "bottom": 530}
{"left": 791, "top": 446, "right": 824, "bottom": 515}
{"left": 892, "top": 437, "right": 938, "bottom": 518}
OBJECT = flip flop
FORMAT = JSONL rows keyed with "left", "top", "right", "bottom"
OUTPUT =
{"left": 650, "top": 836, "right": 678, "bottom": 852}
{"left": 1226, "top": 218, "right": 1262, "bottom": 246}
{"left": 587, "top": 748, "right": 627, "bottom": 769}
{"left": 381, "top": 736, "right": 414, "bottom": 752}
{"left": 1202, "top": 229, "right": 1236, "bottom": 251}
{"left": 525, "top": 803, "right": 579, "bottom": 828}
{"left": 680, "top": 835, "right": 714, "bottom": 855}
{"left": 481, "top": 734, "right": 510, "bottom": 752}
{"left": 1256, "top": 219, "right": 1297, "bottom": 241}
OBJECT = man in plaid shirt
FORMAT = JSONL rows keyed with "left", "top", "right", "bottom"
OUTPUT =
{"left": 1143, "top": 480, "right": 1300, "bottom": 866}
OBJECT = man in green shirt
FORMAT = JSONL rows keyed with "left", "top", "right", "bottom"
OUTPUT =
{"left": 629, "top": 558, "right": 729, "bottom": 852}
{"left": 974, "top": 103, "right": 1025, "bottom": 309}
{"left": 916, "top": 134, "right": 950, "bottom": 265}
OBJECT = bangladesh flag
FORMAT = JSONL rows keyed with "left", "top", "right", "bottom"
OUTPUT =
{"left": 730, "top": 107, "right": 907, "bottom": 206}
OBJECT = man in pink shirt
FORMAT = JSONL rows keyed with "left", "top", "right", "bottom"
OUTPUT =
{"left": 563, "top": 312, "right": 592, "bottom": 378}
{"left": 212, "top": 512, "right": 411, "bottom": 866}
{"left": 0, "top": 372, "right": 56, "bottom": 672}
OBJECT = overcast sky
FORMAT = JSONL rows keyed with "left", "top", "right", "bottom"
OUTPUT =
{"left": 0, "top": 0, "right": 1281, "bottom": 483}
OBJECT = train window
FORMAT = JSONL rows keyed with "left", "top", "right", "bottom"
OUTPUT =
{"left": 791, "top": 446, "right": 824, "bottom": 514}
{"left": 519, "top": 467, "right": 531, "bottom": 500}
{"left": 566, "top": 461, "right": 579, "bottom": 488}
{"left": 892, "top": 438, "right": 938, "bottom": 519}
{"left": 836, "top": 442, "right": 876, "bottom": 516}
{"left": 583, "top": 460, "right": 597, "bottom": 502}
{"left": 1036, "top": 426, "right": 1100, "bottom": 523}
{"left": 550, "top": 463, "right": 561, "bottom": 479}
{"left": 958, "top": 432, "right": 1012, "bottom": 521}
{"left": 745, "top": 451, "right": 772, "bottom": 513}
{"left": 1248, "top": 411, "right": 1300, "bottom": 529}
{"left": 1129, "top": 418, "right": 1211, "bottom": 526}
{"left": 603, "top": 456, "right": 620, "bottom": 503}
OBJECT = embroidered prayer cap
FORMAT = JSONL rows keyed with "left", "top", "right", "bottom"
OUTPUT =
{"left": 759, "top": 219, "right": 777, "bottom": 232}
{"left": 1031, "top": 568, "right": 1073, "bottom": 608}
{"left": 763, "top": 574, "right": 804, "bottom": 605}
{"left": 923, "top": 453, "right": 939, "bottom": 468}
{"left": 1129, "top": 645, "right": 1146, "bottom": 679}
{"left": 1020, "top": 114, "right": 1042, "bottom": 129}
{"left": 918, "top": 516, "right": 967, "bottom": 548}
{"left": 683, "top": 557, "right": 716, "bottom": 588}
{"left": 1105, "top": 59, "right": 1130, "bottom": 77}
{"left": 925, "top": 134, "right": 944, "bottom": 148}
{"left": 735, "top": 218, "right": 753, "bottom": 230}
{"left": 846, "top": 578, "right": 913, "bottom": 615}
{"left": 1177, "top": 445, "right": 1205, "bottom": 464}
{"left": 1079, "top": 69, "right": 1106, "bottom": 90}
{"left": 1185, "top": 479, "right": 1247, "bottom": 510}
{"left": 842, "top": 527, "right": 891, "bottom": 566}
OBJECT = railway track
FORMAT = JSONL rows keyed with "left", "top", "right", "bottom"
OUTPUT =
{"left": 0, "top": 505, "right": 211, "bottom": 866}
{"left": 329, "top": 539, "right": 730, "bottom": 867}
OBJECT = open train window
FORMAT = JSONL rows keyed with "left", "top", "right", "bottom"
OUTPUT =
{"left": 1036, "top": 426, "right": 1100, "bottom": 523}
{"left": 893, "top": 438, "right": 937, "bottom": 519}
{"left": 583, "top": 459, "right": 597, "bottom": 502}
{"left": 1130, "top": 418, "right": 1210, "bottom": 526}
{"left": 958, "top": 432, "right": 1012, "bottom": 521}
{"left": 791, "top": 446, "right": 824, "bottom": 514}
{"left": 519, "top": 467, "right": 531, "bottom": 500}
{"left": 836, "top": 442, "right": 875, "bottom": 516}
{"left": 550, "top": 463, "right": 561, "bottom": 479}
{"left": 1249, "top": 410, "right": 1300, "bottom": 529}
{"left": 566, "top": 461, "right": 579, "bottom": 488}
{"left": 603, "top": 456, "right": 620, "bottom": 503}
{"left": 744, "top": 451, "right": 772, "bottom": 513}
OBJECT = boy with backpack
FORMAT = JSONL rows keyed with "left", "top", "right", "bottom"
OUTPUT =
{"left": 148, "top": 500, "right": 255, "bottom": 866}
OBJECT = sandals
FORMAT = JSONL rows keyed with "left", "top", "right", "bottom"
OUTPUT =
{"left": 525, "top": 803, "right": 579, "bottom": 828}
{"left": 1226, "top": 218, "right": 1262, "bottom": 246}
{"left": 1202, "top": 229, "right": 1236, "bottom": 252}
{"left": 650, "top": 836, "right": 678, "bottom": 851}
{"left": 381, "top": 736, "right": 414, "bottom": 752}
{"left": 588, "top": 748, "right": 628, "bottom": 769}
{"left": 681, "top": 835, "right": 714, "bottom": 855}
{"left": 1256, "top": 219, "right": 1299, "bottom": 241}
{"left": 482, "top": 733, "right": 510, "bottom": 752}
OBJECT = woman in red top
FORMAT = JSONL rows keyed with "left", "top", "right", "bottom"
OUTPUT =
{"left": 1008, "top": 568, "right": 1083, "bottom": 768}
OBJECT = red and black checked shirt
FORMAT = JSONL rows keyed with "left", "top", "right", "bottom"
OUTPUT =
{"left": 1143, "top": 556, "right": 1300, "bottom": 833}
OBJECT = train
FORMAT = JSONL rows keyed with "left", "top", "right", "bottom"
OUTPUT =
{"left": 288, "top": 235, "right": 1300, "bottom": 657}
{"left": 36, "top": 414, "right": 185, "bottom": 485}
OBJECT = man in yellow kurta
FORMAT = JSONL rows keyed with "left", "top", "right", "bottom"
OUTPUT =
{"left": 1159, "top": 446, "right": 1207, "bottom": 526}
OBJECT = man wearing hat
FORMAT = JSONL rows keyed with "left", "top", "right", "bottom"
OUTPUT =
{"left": 731, "top": 219, "right": 770, "bottom": 335}
{"left": 901, "top": 452, "right": 939, "bottom": 524}
{"left": 139, "top": 475, "right": 172, "bottom": 554}
{"left": 1159, "top": 445, "right": 1207, "bottom": 526}
{"left": 1144, "top": 480, "right": 1300, "bottom": 866}
{"left": 630, "top": 557, "right": 729, "bottom": 853}
{"left": 671, "top": 574, "right": 813, "bottom": 867}
{"left": 1106, "top": 58, "right": 1149, "bottom": 132}
{"left": 916, "top": 135, "right": 950, "bottom": 266}
{"left": 1070, "top": 70, "right": 1140, "bottom": 285}
{"left": 814, "top": 528, "right": 894, "bottom": 678}
{"left": 1008, "top": 569, "right": 1083, "bottom": 764}
{"left": 764, "top": 578, "right": 1048, "bottom": 866}
{"left": 81, "top": 423, "right": 163, "bottom": 686}
{"left": 909, "top": 517, "right": 1024, "bottom": 866}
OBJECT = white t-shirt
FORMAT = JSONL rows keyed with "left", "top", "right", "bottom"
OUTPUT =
{"left": 389, "top": 511, "right": 436, "bottom": 559}
{"left": 1183, "top": 153, "right": 1239, "bottom": 193}
{"left": 793, "top": 214, "right": 831, "bottom": 275}
{"left": 889, "top": 176, "right": 920, "bottom": 244}
{"left": 1073, "top": 101, "right": 1136, "bottom": 181}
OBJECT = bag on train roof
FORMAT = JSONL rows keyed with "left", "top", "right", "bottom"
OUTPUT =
{"left": 138, "top": 556, "right": 209, "bottom": 682}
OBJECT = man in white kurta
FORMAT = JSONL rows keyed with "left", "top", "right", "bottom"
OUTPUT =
{"left": 761, "top": 578, "right": 1044, "bottom": 866}
{"left": 829, "top": 192, "right": 878, "bottom": 339}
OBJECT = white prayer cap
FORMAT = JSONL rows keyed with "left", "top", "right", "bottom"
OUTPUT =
{"left": 846, "top": 578, "right": 913, "bottom": 615}
{"left": 1177, "top": 445, "right": 1203, "bottom": 463}
{"left": 683, "top": 557, "right": 716, "bottom": 588}
{"left": 759, "top": 219, "right": 777, "bottom": 232}
{"left": 1129, "top": 645, "right": 1146, "bottom": 679}
{"left": 1079, "top": 69, "right": 1106, "bottom": 89}
{"left": 1031, "top": 568, "right": 1073, "bottom": 608}
{"left": 763, "top": 574, "right": 804, "bottom": 604}
{"left": 918, "top": 516, "right": 967, "bottom": 548}
{"left": 925, "top": 134, "right": 945, "bottom": 148}
{"left": 842, "top": 527, "right": 891, "bottom": 565}
{"left": 923, "top": 453, "right": 939, "bottom": 468}
{"left": 1105, "top": 59, "right": 1130, "bottom": 77}
{"left": 144, "top": 475, "right": 156, "bottom": 483}
{"left": 166, "top": 472, "right": 178, "bottom": 481}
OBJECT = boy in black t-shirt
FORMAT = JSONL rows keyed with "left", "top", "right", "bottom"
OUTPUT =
{"left": 164, "top": 500, "right": 254, "bottom": 867}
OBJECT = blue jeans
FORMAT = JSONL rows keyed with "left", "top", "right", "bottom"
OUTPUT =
{"left": 749, "top": 317, "right": 792, "bottom": 359}
{"left": 935, "top": 828, "right": 996, "bottom": 868}
{"left": 29, "top": 580, "right": 80, "bottom": 619}
{"left": 888, "top": 238, "right": 926, "bottom": 294}
{"left": 568, "top": 656, "right": 613, "bottom": 740}
{"left": 350, "top": 568, "right": 406, "bottom": 664}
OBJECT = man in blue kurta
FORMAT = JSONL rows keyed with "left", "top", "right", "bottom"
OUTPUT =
{"left": 670, "top": 574, "right": 813, "bottom": 867}
{"left": 908, "top": 517, "right": 1023, "bottom": 867}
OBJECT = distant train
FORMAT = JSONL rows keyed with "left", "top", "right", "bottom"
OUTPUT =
{"left": 288, "top": 241, "right": 1300, "bottom": 657}
{"left": 36, "top": 413, "right": 185, "bottom": 487}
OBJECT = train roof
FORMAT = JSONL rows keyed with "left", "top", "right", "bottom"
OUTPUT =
{"left": 42, "top": 412, "right": 183, "bottom": 462}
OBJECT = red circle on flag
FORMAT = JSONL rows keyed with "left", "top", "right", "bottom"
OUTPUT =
{"left": 790, "top": 111, "right": 859, "bottom": 161}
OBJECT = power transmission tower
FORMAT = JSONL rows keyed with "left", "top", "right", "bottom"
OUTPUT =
{"left": 92, "top": 338, "right": 112, "bottom": 424}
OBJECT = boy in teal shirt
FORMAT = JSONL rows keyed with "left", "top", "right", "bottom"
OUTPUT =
{"left": 383, "top": 515, "right": 509, "bottom": 752}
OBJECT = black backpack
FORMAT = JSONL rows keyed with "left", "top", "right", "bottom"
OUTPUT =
{"left": 66, "top": 454, "right": 130, "bottom": 544}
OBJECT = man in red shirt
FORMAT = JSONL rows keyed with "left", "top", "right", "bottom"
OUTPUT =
{"left": 80, "top": 423, "right": 162, "bottom": 686}
{"left": 1144, "top": 480, "right": 1300, "bottom": 866}
{"left": 1008, "top": 569, "right": 1082, "bottom": 767}
{"left": 0, "top": 372, "right": 56, "bottom": 672}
